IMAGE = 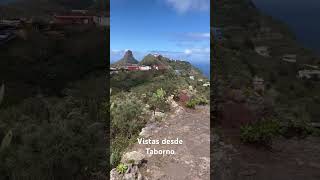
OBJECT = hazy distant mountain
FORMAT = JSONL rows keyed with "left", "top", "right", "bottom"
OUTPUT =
{"left": 112, "top": 50, "right": 139, "bottom": 66}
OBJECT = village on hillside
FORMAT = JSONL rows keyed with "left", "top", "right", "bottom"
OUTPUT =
{"left": 0, "top": 9, "right": 109, "bottom": 45}
{"left": 110, "top": 50, "right": 211, "bottom": 87}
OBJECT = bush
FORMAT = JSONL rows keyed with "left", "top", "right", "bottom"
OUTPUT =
{"left": 241, "top": 119, "right": 280, "bottom": 146}
{"left": 186, "top": 99, "right": 197, "bottom": 109}
{"left": 149, "top": 88, "right": 169, "bottom": 113}
{"left": 111, "top": 93, "right": 145, "bottom": 138}
{"left": 186, "top": 97, "right": 209, "bottom": 109}
{"left": 116, "top": 163, "right": 128, "bottom": 174}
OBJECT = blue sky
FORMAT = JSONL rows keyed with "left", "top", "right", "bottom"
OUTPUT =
{"left": 110, "top": 0, "right": 210, "bottom": 64}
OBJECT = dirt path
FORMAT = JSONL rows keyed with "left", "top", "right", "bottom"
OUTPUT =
{"left": 131, "top": 105, "right": 210, "bottom": 180}
{"left": 213, "top": 130, "right": 320, "bottom": 180}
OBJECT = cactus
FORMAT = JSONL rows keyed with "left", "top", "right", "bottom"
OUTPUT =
{"left": 0, "top": 83, "right": 4, "bottom": 105}
{"left": 1, "top": 130, "right": 12, "bottom": 151}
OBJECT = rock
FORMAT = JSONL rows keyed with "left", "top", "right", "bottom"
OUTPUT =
{"left": 123, "top": 172, "right": 135, "bottom": 180}
{"left": 123, "top": 165, "right": 143, "bottom": 180}
{"left": 154, "top": 111, "right": 166, "bottom": 121}
{"left": 122, "top": 151, "right": 145, "bottom": 165}
{"left": 110, "top": 168, "right": 122, "bottom": 180}
{"left": 139, "top": 127, "right": 150, "bottom": 138}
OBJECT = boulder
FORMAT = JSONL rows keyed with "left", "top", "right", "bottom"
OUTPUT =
{"left": 155, "top": 111, "right": 165, "bottom": 118}
{"left": 110, "top": 168, "right": 122, "bottom": 180}
{"left": 122, "top": 151, "right": 145, "bottom": 165}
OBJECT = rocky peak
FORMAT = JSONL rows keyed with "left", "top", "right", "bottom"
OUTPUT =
{"left": 124, "top": 50, "right": 133, "bottom": 59}
{"left": 113, "top": 50, "right": 139, "bottom": 66}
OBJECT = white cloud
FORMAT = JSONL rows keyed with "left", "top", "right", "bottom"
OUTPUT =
{"left": 184, "top": 49, "right": 192, "bottom": 55}
{"left": 184, "top": 47, "right": 210, "bottom": 55}
{"left": 165, "top": 0, "right": 210, "bottom": 13}
{"left": 185, "top": 32, "right": 210, "bottom": 39}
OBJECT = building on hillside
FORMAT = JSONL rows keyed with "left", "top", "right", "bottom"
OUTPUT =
{"left": 175, "top": 70, "right": 181, "bottom": 75}
{"left": 0, "top": 29, "right": 16, "bottom": 45}
{"left": 93, "top": 16, "right": 109, "bottom": 26}
{"left": 203, "top": 82, "right": 210, "bottom": 87}
{"left": 152, "top": 65, "right": 168, "bottom": 70}
{"left": 139, "top": 66, "right": 151, "bottom": 71}
{"left": 189, "top": 76, "right": 195, "bottom": 80}
{"left": 298, "top": 70, "right": 320, "bottom": 79}
{"left": 282, "top": 54, "right": 297, "bottom": 63}
{"left": 53, "top": 14, "right": 94, "bottom": 25}
{"left": 254, "top": 46, "right": 270, "bottom": 57}
{"left": 0, "top": 19, "right": 21, "bottom": 27}
{"left": 303, "top": 64, "right": 319, "bottom": 69}
{"left": 71, "top": 10, "right": 89, "bottom": 14}
{"left": 126, "top": 65, "right": 140, "bottom": 71}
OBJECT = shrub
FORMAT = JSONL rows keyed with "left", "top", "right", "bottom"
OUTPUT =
{"left": 149, "top": 88, "right": 169, "bottom": 113}
{"left": 116, "top": 163, "right": 128, "bottom": 174}
{"left": 241, "top": 119, "right": 280, "bottom": 146}
{"left": 186, "top": 97, "right": 208, "bottom": 109}
{"left": 111, "top": 93, "right": 145, "bottom": 138}
{"left": 186, "top": 99, "right": 197, "bottom": 109}
{"left": 110, "top": 151, "right": 122, "bottom": 168}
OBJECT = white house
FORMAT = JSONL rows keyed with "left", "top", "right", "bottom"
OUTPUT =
{"left": 93, "top": 16, "right": 109, "bottom": 27}
{"left": 298, "top": 70, "right": 320, "bottom": 79}
{"left": 203, "top": 82, "right": 210, "bottom": 87}
{"left": 189, "top": 76, "right": 195, "bottom": 80}
{"left": 0, "top": 19, "right": 21, "bottom": 26}
{"left": 255, "top": 46, "right": 270, "bottom": 57}
{"left": 282, "top": 54, "right": 297, "bottom": 63}
{"left": 139, "top": 66, "right": 151, "bottom": 71}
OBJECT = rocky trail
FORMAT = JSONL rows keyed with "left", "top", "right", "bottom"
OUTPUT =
{"left": 112, "top": 105, "right": 210, "bottom": 180}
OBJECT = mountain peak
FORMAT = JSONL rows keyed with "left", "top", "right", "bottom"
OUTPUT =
{"left": 112, "top": 50, "right": 139, "bottom": 66}
{"left": 124, "top": 50, "right": 133, "bottom": 57}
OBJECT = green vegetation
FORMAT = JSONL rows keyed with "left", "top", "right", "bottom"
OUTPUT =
{"left": 110, "top": 57, "right": 209, "bottom": 168}
{"left": 186, "top": 97, "right": 209, "bottom": 109}
{"left": 110, "top": 93, "right": 146, "bottom": 167}
{"left": 0, "top": 74, "right": 106, "bottom": 179}
{"left": 214, "top": 0, "right": 320, "bottom": 143}
{"left": 116, "top": 163, "right": 128, "bottom": 174}
{"left": 149, "top": 88, "right": 168, "bottom": 114}
{"left": 241, "top": 119, "right": 280, "bottom": 146}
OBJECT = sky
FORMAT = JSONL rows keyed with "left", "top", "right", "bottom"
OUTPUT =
{"left": 110, "top": 0, "right": 210, "bottom": 64}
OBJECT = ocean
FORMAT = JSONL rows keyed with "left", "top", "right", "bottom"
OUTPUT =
{"left": 252, "top": 0, "right": 320, "bottom": 54}
{"left": 193, "top": 63, "right": 210, "bottom": 79}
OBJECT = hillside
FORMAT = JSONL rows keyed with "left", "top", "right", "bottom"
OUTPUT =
{"left": 0, "top": 3, "right": 108, "bottom": 179}
{"left": 213, "top": 0, "right": 320, "bottom": 179}
{"left": 138, "top": 54, "right": 169, "bottom": 66}
{"left": 0, "top": 0, "right": 106, "bottom": 18}
{"left": 110, "top": 52, "right": 210, "bottom": 178}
